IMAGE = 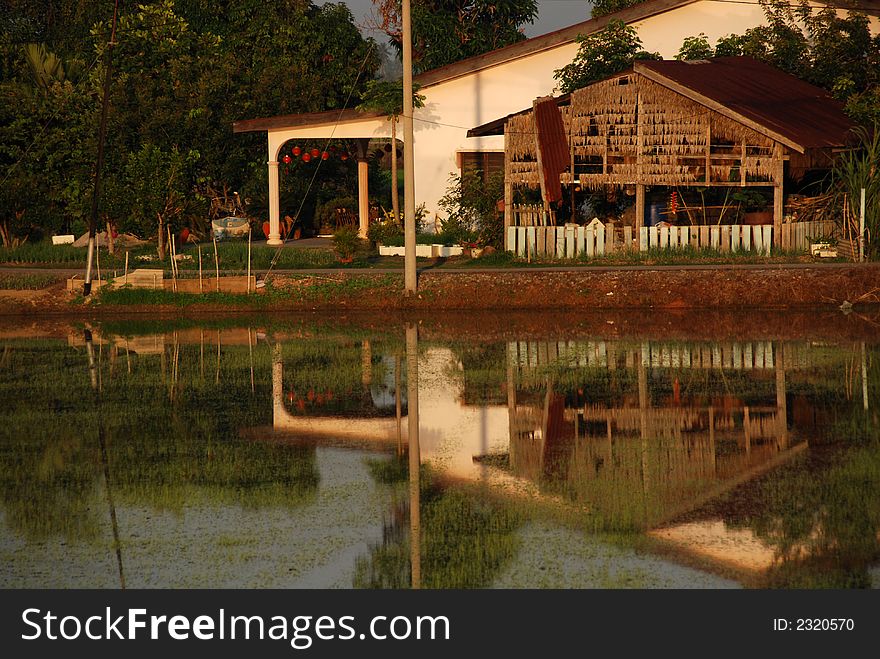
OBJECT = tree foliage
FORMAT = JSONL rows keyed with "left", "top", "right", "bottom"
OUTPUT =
{"left": 0, "top": 0, "right": 381, "bottom": 242}
{"left": 370, "top": 0, "right": 538, "bottom": 73}
{"left": 590, "top": 0, "right": 642, "bottom": 19}
{"left": 554, "top": 19, "right": 660, "bottom": 94}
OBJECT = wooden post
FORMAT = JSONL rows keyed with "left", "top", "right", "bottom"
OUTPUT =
{"left": 213, "top": 236, "right": 220, "bottom": 292}
{"left": 247, "top": 226, "right": 252, "bottom": 293}
{"left": 859, "top": 187, "right": 866, "bottom": 263}
{"left": 198, "top": 246, "right": 203, "bottom": 293}
{"left": 635, "top": 185, "right": 645, "bottom": 233}
{"left": 123, "top": 251, "right": 129, "bottom": 286}
{"left": 504, "top": 131, "right": 513, "bottom": 249}
{"left": 773, "top": 144, "right": 784, "bottom": 248}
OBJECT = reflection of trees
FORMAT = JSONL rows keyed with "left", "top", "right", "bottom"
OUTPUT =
{"left": 0, "top": 340, "right": 319, "bottom": 541}
{"left": 353, "top": 467, "right": 521, "bottom": 589}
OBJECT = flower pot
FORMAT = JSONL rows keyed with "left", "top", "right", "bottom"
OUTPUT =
{"left": 743, "top": 211, "right": 773, "bottom": 226}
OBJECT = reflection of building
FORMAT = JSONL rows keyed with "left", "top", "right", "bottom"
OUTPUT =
{"left": 504, "top": 339, "right": 800, "bottom": 528}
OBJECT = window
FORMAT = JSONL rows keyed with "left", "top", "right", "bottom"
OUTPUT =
{"left": 458, "top": 151, "right": 504, "bottom": 185}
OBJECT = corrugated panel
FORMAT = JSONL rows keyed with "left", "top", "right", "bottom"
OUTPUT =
{"left": 534, "top": 98, "right": 569, "bottom": 204}
{"left": 634, "top": 58, "right": 853, "bottom": 151}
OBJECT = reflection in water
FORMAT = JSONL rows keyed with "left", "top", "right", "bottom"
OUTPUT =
{"left": 0, "top": 321, "right": 877, "bottom": 588}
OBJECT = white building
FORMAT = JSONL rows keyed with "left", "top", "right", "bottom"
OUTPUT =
{"left": 233, "top": 0, "right": 880, "bottom": 243}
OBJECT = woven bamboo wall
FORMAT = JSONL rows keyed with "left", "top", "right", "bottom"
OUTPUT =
{"left": 504, "top": 73, "right": 783, "bottom": 192}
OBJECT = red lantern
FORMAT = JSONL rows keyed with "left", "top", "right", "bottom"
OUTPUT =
{"left": 282, "top": 154, "right": 292, "bottom": 164}
{"left": 321, "top": 151, "right": 329, "bottom": 160}
{"left": 340, "top": 152, "right": 349, "bottom": 161}
{"left": 180, "top": 227, "right": 190, "bottom": 243}
{"left": 310, "top": 148, "right": 320, "bottom": 158}
{"left": 302, "top": 153, "right": 311, "bottom": 162}
{"left": 292, "top": 146, "right": 301, "bottom": 156}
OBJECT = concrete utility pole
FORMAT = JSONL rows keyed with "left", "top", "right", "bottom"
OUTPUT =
{"left": 84, "top": 0, "right": 120, "bottom": 296}
{"left": 402, "top": 0, "right": 417, "bottom": 293}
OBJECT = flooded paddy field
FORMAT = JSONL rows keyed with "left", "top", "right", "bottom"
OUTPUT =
{"left": 0, "top": 311, "right": 877, "bottom": 589}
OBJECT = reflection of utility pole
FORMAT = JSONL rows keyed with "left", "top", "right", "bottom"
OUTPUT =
{"left": 406, "top": 323, "right": 421, "bottom": 589}
{"left": 84, "top": 330, "right": 126, "bottom": 589}
{"left": 395, "top": 355, "right": 403, "bottom": 456}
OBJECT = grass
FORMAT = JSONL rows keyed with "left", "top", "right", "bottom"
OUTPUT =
{"left": 0, "top": 273, "right": 61, "bottom": 289}
{"left": 92, "top": 274, "right": 402, "bottom": 307}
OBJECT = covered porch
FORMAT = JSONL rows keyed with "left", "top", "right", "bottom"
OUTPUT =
{"left": 233, "top": 109, "right": 397, "bottom": 243}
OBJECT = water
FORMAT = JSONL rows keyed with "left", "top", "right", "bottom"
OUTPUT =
{"left": 0, "top": 312, "right": 877, "bottom": 589}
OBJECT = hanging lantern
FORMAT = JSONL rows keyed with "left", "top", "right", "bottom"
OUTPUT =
{"left": 321, "top": 151, "right": 329, "bottom": 160}
{"left": 310, "top": 148, "right": 320, "bottom": 158}
{"left": 292, "top": 146, "right": 301, "bottom": 156}
{"left": 282, "top": 154, "right": 292, "bottom": 164}
{"left": 384, "top": 143, "right": 392, "bottom": 153}
{"left": 329, "top": 145, "right": 337, "bottom": 152}
{"left": 340, "top": 152, "right": 349, "bottom": 161}
{"left": 302, "top": 153, "right": 311, "bottom": 162}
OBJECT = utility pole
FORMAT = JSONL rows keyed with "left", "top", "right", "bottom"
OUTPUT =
{"left": 402, "top": 0, "right": 417, "bottom": 293}
{"left": 84, "top": 0, "right": 120, "bottom": 296}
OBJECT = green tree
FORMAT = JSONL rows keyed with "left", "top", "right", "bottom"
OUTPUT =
{"left": 591, "top": 0, "right": 642, "bottom": 19}
{"left": 371, "top": 0, "right": 538, "bottom": 73}
{"left": 356, "top": 79, "right": 425, "bottom": 223}
{"left": 676, "top": 33, "right": 714, "bottom": 61}
{"left": 554, "top": 19, "right": 660, "bottom": 93}
{"left": 121, "top": 144, "right": 199, "bottom": 259}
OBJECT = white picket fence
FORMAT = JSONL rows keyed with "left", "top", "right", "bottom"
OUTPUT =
{"left": 504, "top": 220, "right": 837, "bottom": 258}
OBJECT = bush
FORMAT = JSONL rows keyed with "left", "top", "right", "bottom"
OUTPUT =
{"left": 332, "top": 225, "right": 362, "bottom": 260}
{"left": 438, "top": 170, "right": 504, "bottom": 247}
{"left": 367, "top": 212, "right": 404, "bottom": 245}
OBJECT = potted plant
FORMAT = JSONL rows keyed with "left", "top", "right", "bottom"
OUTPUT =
{"left": 733, "top": 190, "right": 771, "bottom": 225}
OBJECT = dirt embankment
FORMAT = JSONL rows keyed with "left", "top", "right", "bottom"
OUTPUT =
{"left": 0, "top": 265, "right": 878, "bottom": 317}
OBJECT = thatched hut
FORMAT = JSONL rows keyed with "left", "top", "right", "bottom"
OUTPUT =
{"left": 468, "top": 57, "right": 854, "bottom": 248}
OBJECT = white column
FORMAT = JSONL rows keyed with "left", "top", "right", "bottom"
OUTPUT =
{"left": 358, "top": 158, "right": 369, "bottom": 239}
{"left": 267, "top": 160, "right": 282, "bottom": 246}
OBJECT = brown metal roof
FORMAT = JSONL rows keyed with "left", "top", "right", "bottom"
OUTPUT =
{"left": 470, "top": 58, "right": 855, "bottom": 151}
{"left": 232, "top": 108, "right": 384, "bottom": 134}
{"left": 634, "top": 58, "right": 853, "bottom": 151}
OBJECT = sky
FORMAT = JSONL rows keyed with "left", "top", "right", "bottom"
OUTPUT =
{"left": 320, "top": 1, "right": 593, "bottom": 43}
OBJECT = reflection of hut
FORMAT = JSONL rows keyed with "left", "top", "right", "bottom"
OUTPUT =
{"left": 469, "top": 57, "right": 853, "bottom": 247}
{"left": 505, "top": 338, "right": 800, "bottom": 529}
